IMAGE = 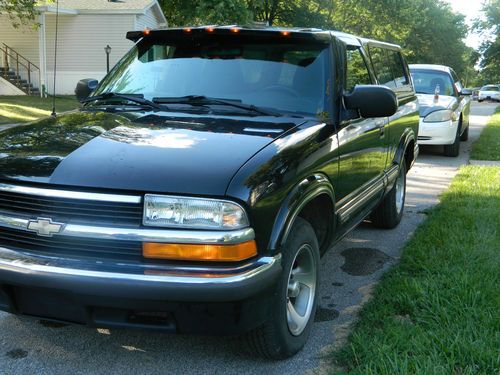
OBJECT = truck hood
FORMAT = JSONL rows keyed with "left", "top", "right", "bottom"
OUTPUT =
{"left": 0, "top": 110, "right": 303, "bottom": 195}
{"left": 416, "top": 93, "right": 457, "bottom": 117}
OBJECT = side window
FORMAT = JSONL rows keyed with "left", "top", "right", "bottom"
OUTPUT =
{"left": 386, "top": 50, "right": 410, "bottom": 87}
{"left": 369, "top": 46, "right": 410, "bottom": 89}
{"left": 369, "top": 46, "right": 394, "bottom": 87}
{"left": 451, "top": 70, "right": 462, "bottom": 94}
{"left": 345, "top": 46, "right": 372, "bottom": 92}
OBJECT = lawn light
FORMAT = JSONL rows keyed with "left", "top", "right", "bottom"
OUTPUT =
{"left": 104, "top": 45, "right": 112, "bottom": 73}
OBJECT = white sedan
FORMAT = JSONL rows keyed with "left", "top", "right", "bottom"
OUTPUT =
{"left": 478, "top": 85, "right": 500, "bottom": 102}
{"left": 409, "top": 64, "right": 471, "bottom": 157}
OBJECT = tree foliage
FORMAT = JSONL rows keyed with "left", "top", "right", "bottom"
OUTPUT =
{"left": 0, "top": 0, "right": 39, "bottom": 28}
{"left": 159, "top": 0, "right": 474, "bottom": 79}
{"left": 159, "top": 0, "right": 251, "bottom": 26}
{"left": 476, "top": 0, "right": 500, "bottom": 84}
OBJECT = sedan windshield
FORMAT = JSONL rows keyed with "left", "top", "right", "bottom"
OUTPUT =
{"left": 481, "top": 85, "right": 499, "bottom": 91}
{"left": 410, "top": 69, "right": 455, "bottom": 96}
{"left": 93, "top": 37, "right": 330, "bottom": 116}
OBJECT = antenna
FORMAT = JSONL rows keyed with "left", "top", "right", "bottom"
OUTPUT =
{"left": 51, "top": 0, "right": 59, "bottom": 117}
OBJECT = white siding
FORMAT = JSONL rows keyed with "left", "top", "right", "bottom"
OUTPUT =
{"left": 45, "top": 13, "right": 136, "bottom": 94}
{"left": 0, "top": 16, "right": 40, "bottom": 87}
{"left": 135, "top": 7, "right": 162, "bottom": 30}
{"left": 0, "top": 16, "right": 39, "bottom": 63}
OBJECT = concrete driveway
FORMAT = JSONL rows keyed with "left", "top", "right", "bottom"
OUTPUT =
{"left": 0, "top": 102, "right": 497, "bottom": 375}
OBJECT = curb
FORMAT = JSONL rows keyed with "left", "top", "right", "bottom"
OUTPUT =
{"left": 469, "top": 160, "right": 500, "bottom": 167}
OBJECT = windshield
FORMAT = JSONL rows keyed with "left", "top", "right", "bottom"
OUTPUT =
{"left": 93, "top": 38, "right": 331, "bottom": 116}
{"left": 410, "top": 69, "right": 455, "bottom": 96}
{"left": 481, "top": 85, "right": 499, "bottom": 91}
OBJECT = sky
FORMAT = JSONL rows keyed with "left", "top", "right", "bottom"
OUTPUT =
{"left": 442, "top": 0, "right": 485, "bottom": 49}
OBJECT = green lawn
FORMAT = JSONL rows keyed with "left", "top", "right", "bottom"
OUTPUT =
{"left": 0, "top": 95, "right": 79, "bottom": 126}
{"left": 471, "top": 106, "right": 500, "bottom": 161}
{"left": 333, "top": 166, "right": 500, "bottom": 375}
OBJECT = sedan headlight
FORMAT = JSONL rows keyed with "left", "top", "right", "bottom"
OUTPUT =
{"left": 423, "top": 109, "right": 456, "bottom": 123}
{"left": 143, "top": 195, "right": 249, "bottom": 229}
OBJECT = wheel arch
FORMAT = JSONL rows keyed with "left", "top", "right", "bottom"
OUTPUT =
{"left": 268, "top": 174, "right": 335, "bottom": 255}
{"left": 393, "top": 129, "right": 417, "bottom": 173}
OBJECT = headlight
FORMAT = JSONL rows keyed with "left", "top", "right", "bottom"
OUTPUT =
{"left": 143, "top": 195, "right": 249, "bottom": 229}
{"left": 423, "top": 109, "right": 456, "bottom": 123}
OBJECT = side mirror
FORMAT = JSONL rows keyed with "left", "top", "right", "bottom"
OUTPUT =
{"left": 460, "top": 88, "right": 472, "bottom": 96}
{"left": 344, "top": 85, "right": 398, "bottom": 118}
{"left": 75, "top": 79, "right": 98, "bottom": 102}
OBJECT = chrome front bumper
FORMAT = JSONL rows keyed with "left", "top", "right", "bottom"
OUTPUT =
{"left": 0, "top": 247, "right": 282, "bottom": 301}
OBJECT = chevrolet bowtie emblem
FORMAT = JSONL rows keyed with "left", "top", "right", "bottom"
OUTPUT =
{"left": 27, "top": 218, "right": 64, "bottom": 237}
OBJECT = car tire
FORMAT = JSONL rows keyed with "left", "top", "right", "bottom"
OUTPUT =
{"left": 371, "top": 161, "right": 406, "bottom": 229}
{"left": 242, "top": 217, "right": 319, "bottom": 359}
{"left": 443, "top": 121, "right": 461, "bottom": 157}
{"left": 460, "top": 121, "right": 469, "bottom": 141}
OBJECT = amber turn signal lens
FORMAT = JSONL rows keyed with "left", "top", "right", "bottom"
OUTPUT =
{"left": 143, "top": 241, "right": 257, "bottom": 262}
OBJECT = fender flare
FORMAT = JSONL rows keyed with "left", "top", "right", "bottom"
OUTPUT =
{"left": 392, "top": 128, "right": 417, "bottom": 168}
{"left": 267, "top": 173, "right": 335, "bottom": 251}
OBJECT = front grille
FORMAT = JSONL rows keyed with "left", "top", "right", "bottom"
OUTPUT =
{"left": 0, "top": 190, "right": 143, "bottom": 226}
{"left": 0, "top": 226, "right": 142, "bottom": 262}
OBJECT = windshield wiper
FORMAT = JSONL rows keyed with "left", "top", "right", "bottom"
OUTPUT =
{"left": 152, "top": 95, "right": 281, "bottom": 117}
{"left": 82, "top": 92, "right": 164, "bottom": 111}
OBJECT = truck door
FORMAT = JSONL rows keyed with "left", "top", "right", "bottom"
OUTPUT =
{"left": 334, "top": 43, "right": 388, "bottom": 225}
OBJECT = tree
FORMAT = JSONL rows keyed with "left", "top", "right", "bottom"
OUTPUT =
{"left": 327, "top": 0, "right": 470, "bottom": 78}
{"left": 476, "top": 0, "right": 500, "bottom": 84}
{"left": 0, "top": 0, "right": 39, "bottom": 28}
{"left": 157, "top": 0, "right": 473, "bottom": 78}
{"left": 159, "top": 0, "right": 251, "bottom": 26}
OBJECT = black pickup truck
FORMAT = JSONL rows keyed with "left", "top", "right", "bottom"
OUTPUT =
{"left": 0, "top": 27, "right": 418, "bottom": 359}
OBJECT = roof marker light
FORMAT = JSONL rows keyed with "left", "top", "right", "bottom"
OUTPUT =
{"left": 230, "top": 27, "right": 240, "bottom": 33}
{"left": 206, "top": 27, "right": 215, "bottom": 33}
{"left": 184, "top": 27, "right": 192, "bottom": 33}
{"left": 143, "top": 28, "right": 151, "bottom": 36}
{"left": 281, "top": 31, "right": 290, "bottom": 36}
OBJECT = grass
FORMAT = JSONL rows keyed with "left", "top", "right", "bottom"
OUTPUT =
{"left": 0, "top": 95, "right": 79, "bottom": 125}
{"left": 471, "top": 106, "right": 500, "bottom": 161}
{"left": 333, "top": 166, "right": 500, "bottom": 375}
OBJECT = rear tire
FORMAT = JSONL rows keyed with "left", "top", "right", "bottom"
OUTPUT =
{"left": 443, "top": 121, "right": 461, "bottom": 157}
{"left": 242, "top": 217, "right": 319, "bottom": 359}
{"left": 371, "top": 162, "right": 406, "bottom": 229}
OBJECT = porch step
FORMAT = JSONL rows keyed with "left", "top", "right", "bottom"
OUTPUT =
{"left": 1, "top": 43, "right": 40, "bottom": 95}
{"left": 1, "top": 68, "right": 39, "bottom": 95}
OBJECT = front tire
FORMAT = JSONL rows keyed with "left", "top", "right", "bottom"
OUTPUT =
{"left": 460, "top": 121, "right": 469, "bottom": 141}
{"left": 371, "top": 161, "right": 406, "bottom": 229}
{"left": 443, "top": 121, "right": 461, "bottom": 157}
{"left": 243, "top": 217, "right": 319, "bottom": 359}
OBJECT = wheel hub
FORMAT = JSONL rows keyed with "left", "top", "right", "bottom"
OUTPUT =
{"left": 286, "top": 244, "right": 317, "bottom": 336}
{"left": 395, "top": 166, "right": 405, "bottom": 214}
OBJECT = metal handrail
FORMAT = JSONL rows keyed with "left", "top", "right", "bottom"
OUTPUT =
{"left": 1, "top": 43, "right": 40, "bottom": 95}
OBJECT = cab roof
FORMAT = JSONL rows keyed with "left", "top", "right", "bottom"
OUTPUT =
{"left": 126, "top": 25, "right": 402, "bottom": 50}
{"left": 409, "top": 64, "right": 453, "bottom": 73}
{"left": 127, "top": 25, "right": 332, "bottom": 43}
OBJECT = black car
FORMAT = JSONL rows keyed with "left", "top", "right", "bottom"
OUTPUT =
{"left": 0, "top": 27, "right": 419, "bottom": 359}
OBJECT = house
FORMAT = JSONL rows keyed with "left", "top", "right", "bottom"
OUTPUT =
{"left": 0, "top": 0, "right": 167, "bottom": 96}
